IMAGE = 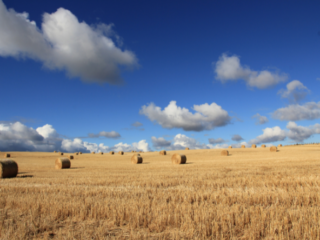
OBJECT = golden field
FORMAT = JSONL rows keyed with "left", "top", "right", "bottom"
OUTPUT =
{"left": 0, "top": 145, "right": 320, "bottom": 239}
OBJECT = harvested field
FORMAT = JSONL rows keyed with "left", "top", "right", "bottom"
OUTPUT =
{"left": 0, "top": 145, "right": 320, "bottom": 239}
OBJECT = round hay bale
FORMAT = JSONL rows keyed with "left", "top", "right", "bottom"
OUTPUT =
{"left": 59, "top": 152, "right": 63, "bottom": 156}
{"left": 185, "top": 147, "right": 189, "bottom": 150}
{"left": 55, "top": 158, "right": 71, "bottom": 169}
{"left": 0, "top": 159, "right": 18, "bottom": 178}
{"left": 131, "top": 154, "right": 143, "bottom": 164}
{"left": 139, "top": 151, "right": 142, "bottom": 153}
{"left": 75, "top": 152, "right": 79, "bottom": 155}
{"left": 54, "top": 150, "right": 57, "bottom": 153}
{"left": 131, "top": 150, "right": 134, "bottom": 153}
{"left": 171, "top": 154, "right": 187, "bottom": 164}
{"left": 221, "top": 150, "right": 229, "bottom": 156}
{"left": 270, "top": 146, "right": 277, "bottom": 152}
{"left": 261, "top": 144, "right": 266, "bottom": 148}
{"left": 79, "top": 152, "right": 82, "bottom": 154}
{"left": 109, "top": 151, "right": 114, "bottom": 155}
{"left": 159, "top": 150, "right": 166, "bottom": 155}
{"left": 228, "top": 146, "right": 232, "bottom": 149}
{"left": 251, "top": 144, "right": 256, "bottom": 148}
{"left": 278, "top": 144, "right": 282, "bottom": 147}
{"left": 69, "top": 155, "right": 74, "bottom": 160}
{"left": 241, "top": 145, "right": 245, "bottom": 148}
{"left": 100, "top": 152, "right": 104, "bottom": 155}
{"left": 91, "top": 152, "right": 95, "bottom": 154}
{"left": 118, "top": 151, "right": 124, "bottom": 155}
{"left": 4, "top": 153, "right": 10, "bottom": 158}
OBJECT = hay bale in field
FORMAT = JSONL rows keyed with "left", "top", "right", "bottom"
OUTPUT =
{"left": 172, "top": 154, "right": 187, "bottom": 164}
{"left": 54, "top": 150, "right": 57, "bottom": 153}
{"left": 221, "top": 150, "right": 229, "bottom": 156}
{"left": 55, "top": 158, "right": 71, "bottom": 169}
{"left": 0, "top": 159, "right": 18, "bottom": 178}
{"left": 261, "top": 144, "right": 266, "bottom": 148}
{"left": 270, "top": 146, "right": 277, "bottom": 152}
{"left": 241, "top": 145, "right": 245, "bottom": 148}
{"left": 4, "top": 153, "right": 10, "bottom": 158}
{"left": 185, "top": 147, "right": 189, "bottom": 150}
{"left": 59, "top": 152, "right": 63, "bottom": 156}
{"left": 252, "top": 144, "right": 256, "bottom": 148}
{"left": 100, "top": 152, "right": 104, "bottom": 155}
{"left": 159, "top": 150, "right": 166, "bottom": 155}
{"left": 278, "top": 144, "right": 282, "bottom": 147}
{"left": 139, "top": 151, "right": 142, "bottom": 153}
{"left": 131, "top": 154, "right": 143, "bottom": 164}
{"left": 91, "top": 152, "right": 95, "bottom": 154}
{"left": 79, "top": 152, "right": 82, "bottom": 154}
{"left": 118, "top": 151, "right": 124, "bottom": 155}
{"left": 109, "top": 151, "right": 114, "bottom": 155}
{"left": 69, "top": 155, "right": 74, "bottom": 160}
{"left": 228, "top": 146, "right": 232, "bottom": 149}
{"left": 131, "top": 150, "right": 134, "bottom": 153}
{"left": 75, "top": 152, "right": 78, "bottom": 155}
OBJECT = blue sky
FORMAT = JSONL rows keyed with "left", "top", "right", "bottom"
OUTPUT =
{"left": 0, "top": 0, "right": 319, "bottom": 152}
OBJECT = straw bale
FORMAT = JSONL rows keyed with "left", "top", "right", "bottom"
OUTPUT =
{"left": 278, "top": 144, "right": 282, "bottom": 147}
{"left": 100, "top": 152, "right": 104, "bottom": 155}
{"left": 252, "top": 144, "right": 256, "bottom": 148}
{"left": 59, "top": 152, "right": 63, "bottom": 156}
{"left": 79, "top": 152, "right": 82, "bottom": 154}
{"left": 171, "top": 154, "right": 187, "bottom": 164}
{"left": 270, "top": 146, "right": 277, "bottom": 152}
{"left": 55, "top": 158, "right": 71, "bottom": 169}
{"left": 110, "top": 151, "right": 114, "bottom": 155}
{"left": 0, "top": 159, "right": 18, "bottom": 178}
{"left": 131, "top": 154, "right": 143, "bottom": 164}
{"left": 241, "top": 145, "right": 245, "bottom": 148}
{"left": 159, "top": 150, "right": 166, "bottom": 155}
{"left": 4, "top": 153, "right": 10, "bottom": 158}
{"left": 54, "top": 151, "right": 57, "bottom": 153}
{"left": 228, "top": 146, "right": 232, "bottom": 149}
{"left": 118, "top": 151, "right": 124, "bottom": 155}
{"left": 75, "top": 152, "right": 78, "bottom": 155}
{"left": 131, "top": 150, "right": 134, "bottom": 153}
{"left": 221, "top": 150, "right": 229, "bottom": 156}
{"left": 261, "top": 144, "right": 266, "bottom": 148}
{"left": 69, "top": 155, "right": 74, "bottom": 160}
{"left": 91, "top": 152, "right": 95, "bottom": 154}
{"left": 185, "top": 147, "right": 189, "bottom": 150}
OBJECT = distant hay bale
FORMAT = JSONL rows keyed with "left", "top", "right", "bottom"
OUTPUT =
{"left": 75, "top": 152, "right": 79, "bottom": 155}
{"left": 251, "top": 144, "right": 256, "bottom": 148}
{"left": 79, "top": 152, "right": 82, "bottom": 154}
{"left": 4, "top": 153, "right": 10, "bottom": 158}
{"left": 139, "top": 151, "right": 142, "bottom": 153}
{"left": 278, "top": 144, "right": 282, "bottom": 147}
{"left": 241, "top": 145, "right": 245, "bottom": 148}
{"left": 0, "top": 159, "right": 18, "bottom": 178}
{"left": 221, "top": 150, "right": 229, "bottom": 156}
{"left": 159, "top": 150, "right": 166, "bottom": 155}
{"left": 109, "top": 151, "right": 114, "bottom": 155}
{"left": 172, "top": 154, "right": 187, "bottom": 164}
{"left": 261, "top": 144, "right": 266, "bottom": 148}
{"left": 270, "top": 146, "right": 277, "bottom": 152}
{"left": 131, "top": 150, "right": 134, "bottom": 153}
{"left": 54, "top": 151, "right": 57, "bottom": 153}
{"left": 131, "top": 154, "right": 143, "bottom": 164}
{"left": 185, "top": 147, "right": 189, "bottom": 150}
{"left": 100, "top": 152, "right": 104, "bottom": 155}
{"left": 228, "top": 146, "right": 232, "bottom": 149}
{"left": 91, "top": 152, "right": 95, "bottom": 154}
{"left": 118, "top": 151, "right": 124, "bottom": 155}
{"left": 59, "top": 152, "right": 63, "bottom": 156}
{"left": 55, "top": 158, "right": 71, "bottom": 169}
{"left": 69, "top": 155, "right": 74, "bottom": 160}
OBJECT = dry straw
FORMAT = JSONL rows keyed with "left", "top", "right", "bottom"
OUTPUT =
{"left": 59, "top": 152, "right": 64, "bottom": 156}
{"left": 241, "top": 145, "right": 245, "bottom": 148}
{"left": 228, "top": 146, "right": 232, "bottom": 149}
{"left": 159, "top": 150, "right": 166, "bottom": 155}
{"left": 131, "top": 150, "right": 134, "bottom": 153}
{"left": 54, "top": 151, "right": 57, "bottom": 153}
{"left": 79, "top": 152, "right": 82, "bottom": 154}
{"left": 91, "top": 152, "right": 95, "bottom": 154}
{"left": 118, "top": 151, "right": 124, "bottom": 155}
{"left": 278, "top": 144, "right": 282, "bottom": 147}
{"left": 252, "top": 144, "right": 256, "bottom": 148}
{"left": 221, "top": 150, "right": 229, "bottom": 156}
{"left": 261, "top": 144, "right": 266, "bottom": 148}
{"left": 270, "top": 146, "right": 277, "bottom": 152}
{"left": 131, "top": 154, "right": 143, "bottom": 164}
{"left": 4, "top": 153, "right": 10, "bottom": 158}
{"left": 185, "top": 147, "right": 189, "bottom": 150}
{"left": 109, "top": 151, "right": 114, "bottom": 155}
{"left": 69, "top": 155, "right": 74, "bottom": 160}
{"left": 75, "top": 152, "right": 79, "bottom": 155}
{"left": 55, "top": 158, "right": 71, "bottom": 169}
{"left": 100, "top": 152, "right": 103, "bottom": 155}
{"left": 172, "top": 154, "right": 187, "bottom": 164}
{"left": 0, "top": 159, "right": 18, "bottom": 178}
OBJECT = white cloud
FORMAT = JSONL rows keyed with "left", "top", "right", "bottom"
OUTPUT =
{"left": 249, "top": 126, "right": 286, "bottom": 145}
{"left": 151, "top": 136, "right": 171, "bottom": 149}
{"left": 36, "top": 124, "right": 59, "bottom": 138}
{"left": 273, "top": 102, "right": 320, "bottom": 121}
{"left": 0, "top": 1, "right": 138, "bottom": 84}
{"left": 140, "top": 101, "right": 231, "bottom": 131}
{"left": 214, "top": 54, "right": 287, "bottom": 89}
{"left": 231, "top": 134, "right": 244, "bottom": 142}
{"left": 286, "top": 122, "right": 320, "bottom": 142}
{"left": 88, "top": 131, "right": 121, "bottom": 139}
{"left": 61, "top": 138, "right": 90, "bottom": 153}
{"left": 252, "top": 113, "right": 268, "bottom": 125}
{"left": 278, "top": 80, "right": 310, "bottom": 103}
{"left": 208, "top": 138, "right": 226, "bottom": 144}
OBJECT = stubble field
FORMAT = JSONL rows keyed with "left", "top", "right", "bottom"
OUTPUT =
{"left": 0, "top": 145, "right": 320, "bottom": 239}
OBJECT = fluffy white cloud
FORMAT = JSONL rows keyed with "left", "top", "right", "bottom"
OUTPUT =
{"left": 36, "top": 124, "right": 59, "bottom": 138}
{"left": 252, "top": 113, "right": 268, "bottom": 125}
{"left": 0, "top": 1, "right": 138, "bottom": 84}
{"left": 151, "top": 137, "right": 172, "bottom": 149}
{"left": 208, "top": 138, "right": 226, "bottom": 144}
{"left": 61, "top": 138, "right": 90, "bottom": 153}
{"left": 140, "top": 101, "right": 231, "bottom": 131}
{"left": 278, "top": 80, "right": 310, "bottom": 103}
{"left": 231, "top": 134, "right": 244, "bottom": 142}
{"left": 214, "top": 54, "right": 287, "bottom": 89}
{"left": 88, "top": 131, "right": 121, "bottom": 139}
{"left": 249, "top": 126, "right": 286, "bottom": 145}
{"left": 273, "top": 102, "right": 320, "bottom": 121}
{"left": 286, "top": 122, "right": 320, "bottom": 142}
